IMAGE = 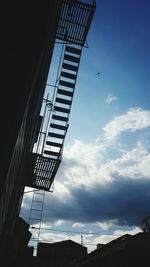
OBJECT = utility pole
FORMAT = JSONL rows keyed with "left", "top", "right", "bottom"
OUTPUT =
{"left": 143, "top": 216, "right": 150, "bottom": 232}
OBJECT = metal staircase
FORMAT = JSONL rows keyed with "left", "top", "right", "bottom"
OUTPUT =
{"left": 23, "top": 0, "right": 96, "bottom": 257}
{"left": 28, "top": 45, "right": 82, "bottom": 254}
{"left": 25, "top": 0, "right": 96, "bottom": 256}
{"left": 27, "top": 44, "right": 82, "bottom": 192}
{"left": 25, "top": 0, "right": 96, "bottom": 193}
{"left": 43, "top": 44, "right": 82, "bottom": 159}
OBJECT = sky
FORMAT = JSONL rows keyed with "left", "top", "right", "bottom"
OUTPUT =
{"left": 20, "top": 0, "right": 150, "bottom": 253}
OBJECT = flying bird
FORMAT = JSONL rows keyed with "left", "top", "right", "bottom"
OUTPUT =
{"left": 97, "top": 72, "right": 101, "bottom": 77}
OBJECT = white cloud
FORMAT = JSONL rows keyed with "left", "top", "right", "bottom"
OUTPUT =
{"left": 97, "top": 144, "right": 150, "bottom": 181}
{"left": 54, "top": 220, "right": 64, "bottom": 226}
{"left": 39, "top": 231, "right": 74, "bottom": 244}
{"left": 96, "top": 220, "right": 118, "bottom": 230}
{"left": 62, "top": 136, "right": 150, "bottom": 191}
{"left": 103, "top": 107, "right": 150, "bottom": 140}
{"left": 113, "top": 226, "right": 141, "bottom": 237}
{"left": 88, "top": 234, "right": 116, "bottom": 247}
{"left": 54, "top": 181, "right": 71, "bottom": 198}
{"left": 20, "top": 107, "right": 150, "bottom": 246}
{"left": 72, "top": 222, "right": 85, "bottom": 228}
{"left": 63, "top": 139, "right": 108, "bottom": 188}
{"left": 105, "top": 94, "right": 118, "bottom": 104}
{"left": 40, "top": 223, "right": 52, "bottom": 229}
{"left": 82, "top": 225, "right": 142, "bottom": 252}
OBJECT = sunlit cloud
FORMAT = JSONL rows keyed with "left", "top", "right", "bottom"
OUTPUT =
{"left": 54, "top": 220, "right": 64, "bottom": 226}
{"left": 20, "top": 106, "right": 150, "bottom": 253}
{"left": 35, "top": 138, "right": 150, "bottom": 228}
{"left": 113, "top": 226, "right": 141, "bottom": 237}
{"left": 96, "top": 220, "right": 118, "bottom": 230}
{"left": 21, "top": 114, "right": 150, "bottom": 227}
{"left": 103, "top": 107, "right": 150, "bottom": 140}
{"left": 72, "top": 222, "right": 85, "bottom": 228}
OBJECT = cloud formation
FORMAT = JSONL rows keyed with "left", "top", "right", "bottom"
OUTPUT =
{"left": 72, "top": 222, "right": 85, "bottom": 228}
{"left": 103, "top": 107, "right": 150, "bottom": 140}
{"left": 21, "top": 107, "right": 150, "bottom": 237}
{"left": 42, "top": 174, "right": 150, "bottom": 227}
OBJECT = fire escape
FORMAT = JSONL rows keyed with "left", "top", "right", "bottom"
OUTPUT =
{"left": 25, "top": 0, "right": 96, "bottom": 253}
{"left": 31, "top": 44, "right": 83, "bottom": 192}
{"left": 26, "top": 0, "right": 96, "bottom": 192}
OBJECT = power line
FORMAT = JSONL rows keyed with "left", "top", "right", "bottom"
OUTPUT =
{"left": 29, "top": 226, "right": 119, "bottom": 236}
{"left": 30, "top": 226, "right": 103, "bottom": 235}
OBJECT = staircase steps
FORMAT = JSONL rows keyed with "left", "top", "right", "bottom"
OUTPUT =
{"left": 48, "top": 132, "right": 65, "bottom": 139}
{"left": 64, "top": 54, "right": 80, "bottom": 63}
{"left": 56, "top": 97, "right": 72, "bottom": 105}
{"left": 43, "top": 44, "right": 82, "bottom": 162}
{"left": 65, "top": 46, "right": 81, "bottom": 55}
{"left": 50, "top": 123, "right": 68, "bottom": 131}
{"left": 44, "top": 150, "right": 60, "bottom": 157}
{"left": 59, "top": 80, "right": 75, "bottom": 88}
{"left": 52, "top": 114, "right": 69, "bottom": 122}
{"left": 60, "top": 71, "right": 77, "bottom": 80}
{"left": 46, "top": 141, "right": 63, "bottom": 148}
{"left": 57, "top": 89, "right": 73, "bottom": 97}
{"left": 62, "top": 63, "right": 78, "bottom": 72}
{"left": 54, "top": 106, "right": 70, "bottom": 114}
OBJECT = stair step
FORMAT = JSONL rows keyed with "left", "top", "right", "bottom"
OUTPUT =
{"left": 52, "top": 114, "right": 69, "bottom": 122}
{"left": 48, "top": 132, "right": 65, "bottom": 139}
{"left": 61, "top": 71, "right": 77, "bottom": 80}
{"left": 56, "top": 97, "right": 72, "bottom": 105}
{"left": 59, "top": 80, "right": 75, "bottom": 88}
{"left": 64, "top": 54, "right": 80, "bottom": 64}
{"left": 62, "top": 63, "right": 78, "bottom": 72}
{"left": 58, "top": 89, "right": 73, "bottom": 97}
{"left": 44, "top": 150, "right": 60, "bottom": 157}
{"left": 50, "top": 123, "right": 68, "bottom": 131}
{"left": 46, "top": 141, "right": 63, "bottom": 148}
{"left": 54, "top": 106, "right": 70, "bottom": 114}
{"left": 65, "top": 46, "right": 81, "bottom": 55}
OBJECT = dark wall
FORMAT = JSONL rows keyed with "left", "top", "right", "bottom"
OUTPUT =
{"left": 67, "top": 233, "right": 150, "bottom": 267}
{"left": 0, "top": 1, "right": 59, "bottom": 188}
{"left": 37, "top": 240, "right": 87, "bottom": 267}
{"left": 0, "top": 0, "right": 62, "bottom": 236}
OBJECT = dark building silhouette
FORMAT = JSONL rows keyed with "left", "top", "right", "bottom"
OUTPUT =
{"left": 67, "top": 232, "right": 150, "bottom": 267}
{"left": 37, "top": 239, "right": 87, "bottom": 267}
{"left": 0, "top": 0, "right": 96, "bottom": 265}
{"left": 0, "top": 216, "right": 33, "bottom": 266}
{"left": 0, "top": 0, "right": 62, "bottom": 253}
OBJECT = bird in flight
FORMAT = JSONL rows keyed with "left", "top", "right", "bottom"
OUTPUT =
{"left": 97, "top": 72, "right": 101, "bottom": 76}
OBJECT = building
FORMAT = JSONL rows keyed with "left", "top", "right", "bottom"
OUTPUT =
{"left": 37, "top": 239, "right": 87, "bottom": 267}
{"left": 0, "top": 0, "right": 96, "bottom": 265}
{"left": 67, "top": 232, "right": 150, "bottom": 267}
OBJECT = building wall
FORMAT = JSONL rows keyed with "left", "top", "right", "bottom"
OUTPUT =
{"left": 67, "top": 233, "right": 150, "bottom": 267}
{"left": 0, "top": 0, "right": 62, "bottom": 238}
{"left": 37, "top": 240, "right": 87, "bottom": 267}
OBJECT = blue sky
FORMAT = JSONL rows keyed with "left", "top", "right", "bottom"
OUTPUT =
{"left": 20, "top": 0, "right": 150, "bottom": 252}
